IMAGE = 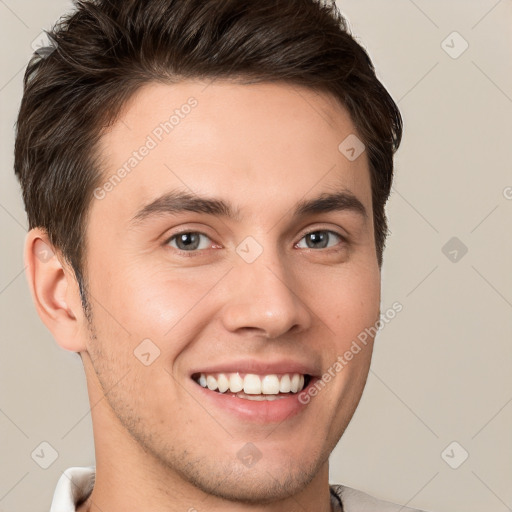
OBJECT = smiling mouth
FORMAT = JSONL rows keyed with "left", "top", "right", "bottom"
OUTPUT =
{"left": 191, "top": 372, "right": 311, "bottom": 400}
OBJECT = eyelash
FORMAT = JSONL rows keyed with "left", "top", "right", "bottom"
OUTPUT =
{"left": 164, "top": 228, "right": 348, "bottom": 257}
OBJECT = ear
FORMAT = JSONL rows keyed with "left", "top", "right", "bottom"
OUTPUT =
{"left": 24, "top": 228, "right": 88, "bottom": 352}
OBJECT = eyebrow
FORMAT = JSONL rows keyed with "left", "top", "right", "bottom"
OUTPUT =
{"left": 130, "top": 189, "right": 368, "bottom": 226}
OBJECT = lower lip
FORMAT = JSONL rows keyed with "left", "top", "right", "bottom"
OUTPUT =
{"left": 191, "top": 378, "right": 317, "bottom": 424}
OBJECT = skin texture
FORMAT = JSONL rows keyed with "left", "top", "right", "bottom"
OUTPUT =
{"left": 26, "top": 80, "right": 381, "bottom": 512}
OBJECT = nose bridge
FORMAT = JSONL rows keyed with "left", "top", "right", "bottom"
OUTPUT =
{"left": 219, "top": 237, "right": 312, "bottom": 338}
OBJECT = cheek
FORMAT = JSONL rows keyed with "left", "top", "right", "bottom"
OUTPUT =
{"left": 307, "top": 263, "right": 380, "bottom": 340}
{"left": 88, "top": 259, "right": 228, "bottom": 354}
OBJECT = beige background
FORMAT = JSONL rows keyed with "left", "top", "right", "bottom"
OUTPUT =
{"left": 1, "top": 1, "right": 511, "bottom": 511}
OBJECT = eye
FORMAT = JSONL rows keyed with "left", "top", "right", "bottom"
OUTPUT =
{"left": 296, "top": 229, "right": 345, "bottom": 250}
{"left": 166, "top": 231, "right": 214, "bottom": 252}
{"left": 164, "top": 228, "right": 346, "bottom": 255}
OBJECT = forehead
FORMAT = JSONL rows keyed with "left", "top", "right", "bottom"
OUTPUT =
{"left": 93, "top": 80, "right": 371, "bottom": 227}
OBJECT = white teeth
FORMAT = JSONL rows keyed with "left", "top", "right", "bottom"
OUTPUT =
{"left": 206, "top": 375, "right": 217, "bottom": 391}
{"left": 290, "top": 374, "right": 301, "bottom": 393}
{"left": 235, "top": 392, "right": 287, "bottom": 401}
{"left": 243, "top": 374, "right": 261, "bottom": 394}
{"left": 195, "top": 372, "right": 307, "bottom": 395}
{"left": 229, "top": 373, "right": 244, "bottom": 393}
{"left": 217, "top": 373, "right": 229, "bottom": 393}
{"left": 261, "top": 375, "right": 280, "bottom": 394}
{"left": 279, "top": 374, "right": 291, "bottom": 393}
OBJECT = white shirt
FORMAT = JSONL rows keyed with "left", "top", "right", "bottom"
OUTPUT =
{"left": 50, "top": 466, "right": 427, "bottom": 512}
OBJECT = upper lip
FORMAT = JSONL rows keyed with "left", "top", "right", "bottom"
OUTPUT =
{"left": 189, "top": 358, "right": 320, "bottom": 378}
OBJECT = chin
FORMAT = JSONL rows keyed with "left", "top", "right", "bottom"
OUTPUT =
{"left": 186, "top": 460, "right": 320, "bottom": 505}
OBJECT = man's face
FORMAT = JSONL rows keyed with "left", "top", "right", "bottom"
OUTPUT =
{"left": 81, "top": 80, "right": 380, "bottom": 501}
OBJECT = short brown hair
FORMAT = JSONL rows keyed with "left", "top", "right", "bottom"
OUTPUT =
{"left": 15, "top": 0, "right": 402, "bottom": 306}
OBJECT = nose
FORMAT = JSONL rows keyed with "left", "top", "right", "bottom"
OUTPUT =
{"left": 219, "top": 245, "right": 313, "bottom": 339}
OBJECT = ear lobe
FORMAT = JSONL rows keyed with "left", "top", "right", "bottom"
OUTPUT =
{"left": 24, "top": 228, "right": 87, "bottom": 352}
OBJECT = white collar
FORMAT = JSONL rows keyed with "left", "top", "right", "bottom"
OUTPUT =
{"left": 50, "top": 466, "right": 95, "bottom": 512}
